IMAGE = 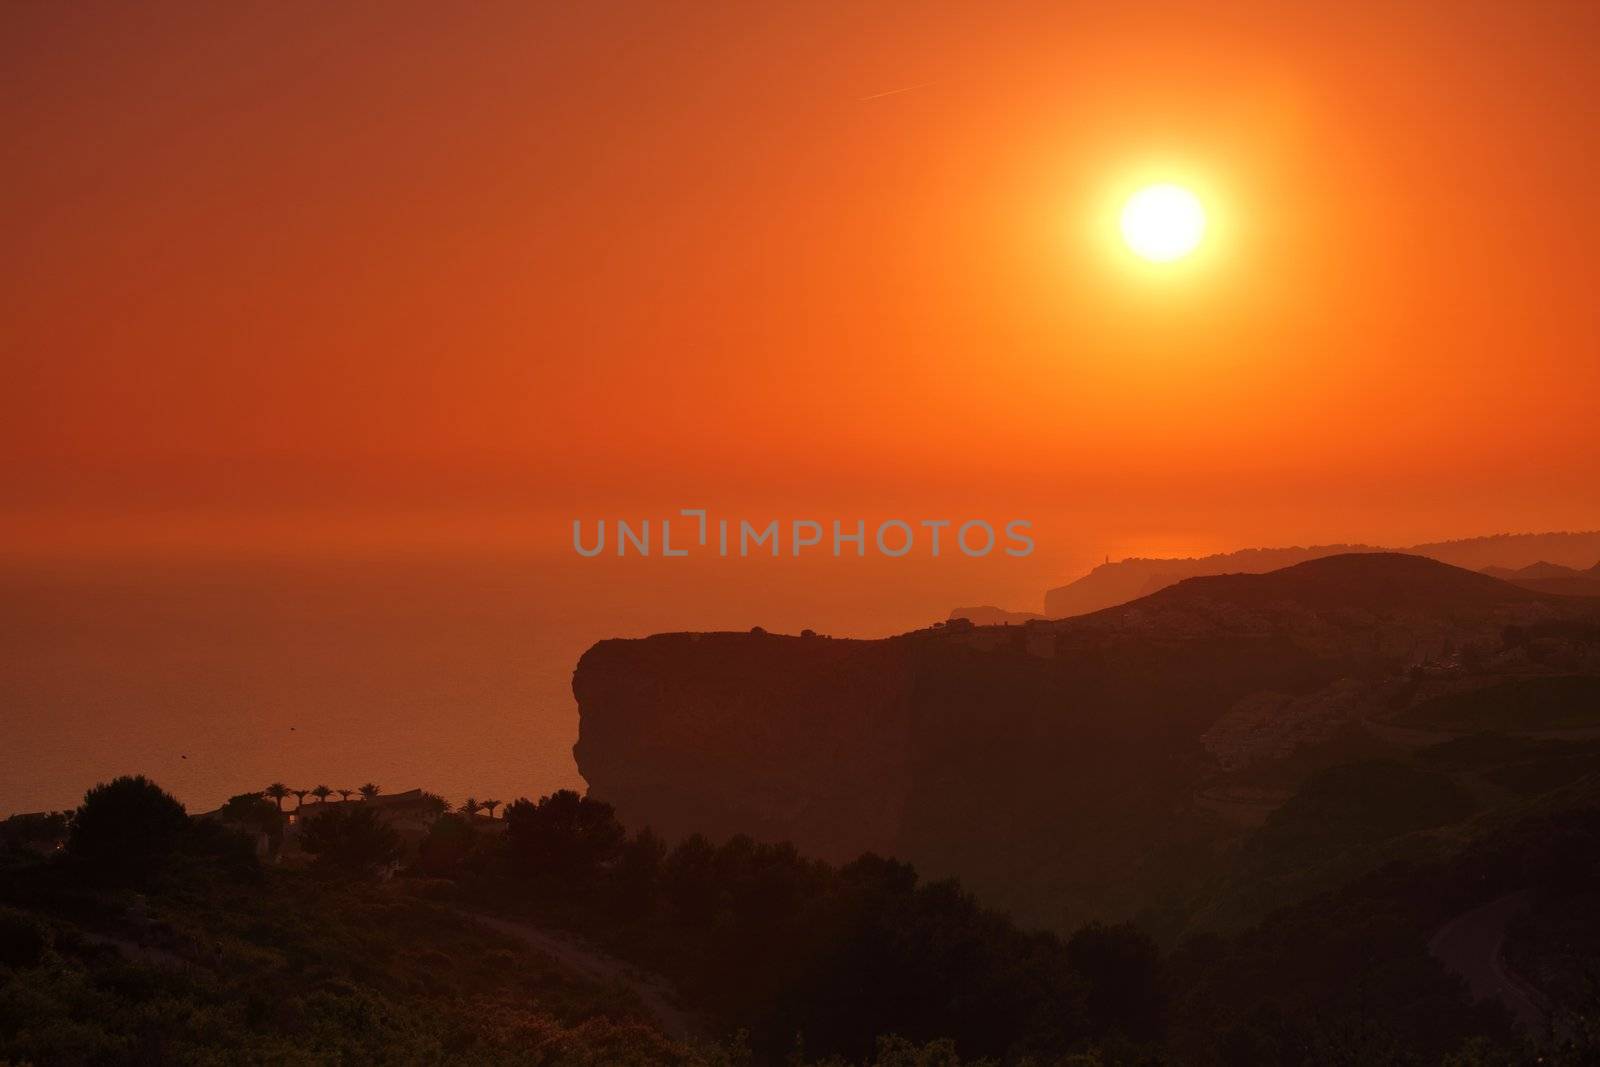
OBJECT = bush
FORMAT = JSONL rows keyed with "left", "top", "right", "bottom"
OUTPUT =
{"left": 0, "top": 905, "right": 47, "bottom": 967}
{"left": 0, "top": 811, "right": 68, "bottom": 852}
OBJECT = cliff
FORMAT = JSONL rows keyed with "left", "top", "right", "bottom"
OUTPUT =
{"left": 574, "top": 554, "right": 1600, "bottom": 930}
{"left": 573, "top": 631, "right": 918, "bottom": 860}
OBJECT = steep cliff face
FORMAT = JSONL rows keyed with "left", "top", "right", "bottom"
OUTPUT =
{"left": 574, "top": 555, "right": 1600, "bottom": 930}
{"left": 573, "top": 632, "right": 918, "bottom": 860}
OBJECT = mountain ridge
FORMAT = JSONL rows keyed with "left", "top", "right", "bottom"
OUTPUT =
{"left": 1043, "top": 530, "right": 1600, "bottom": 618}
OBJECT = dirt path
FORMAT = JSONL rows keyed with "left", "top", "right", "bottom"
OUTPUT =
{"left": 1428, "top": 890, "right": 1545, "bottom": 1032}
{"left": 1360, "top": 717, "right": 1461, "bottom": 748}
{"left": 1191, "top": 786, "right": 1282, "bottom": 827}
{"left": 1364, "top": 717, "right": 1600, "bottom": 747}
{"left": 458, "top": 910, "right": 696, "bottom": 1042}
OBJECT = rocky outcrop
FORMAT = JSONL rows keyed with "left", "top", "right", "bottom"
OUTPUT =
{"left": 574, "top": 555, "right": 1600, "bottom": 930}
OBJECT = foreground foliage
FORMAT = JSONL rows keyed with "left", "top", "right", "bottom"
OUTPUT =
{"left": 6, "top": 772, "right": 1600, "bottom": 1064}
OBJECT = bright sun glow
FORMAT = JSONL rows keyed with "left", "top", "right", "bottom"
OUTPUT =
{"left": 1120, "top": 183, "right": 1206, "bottom": 263}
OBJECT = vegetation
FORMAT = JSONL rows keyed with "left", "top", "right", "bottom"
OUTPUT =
{"left": 262, "top": 782, "right": 290, "bottom": 811}
{"left": 298, "top": 804, "right": 404, "bottom": 878}
{"left": 1399, "top": 676, "right": 1600, "bottom": 733}
{"left": 66, "top": 775, "right": 192, "bottom": 886}
{"left": 6, "top": 762, "right": 1600, "bottom": 1065}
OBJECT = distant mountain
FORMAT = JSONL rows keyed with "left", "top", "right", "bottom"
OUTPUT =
{"left": 1481, "top": 560, "right": 1584, "bottom": 580}
{"left": 575, "top": 553, "right": 1600, "bottom": 933}
{"left": 1045, "top": 531, "right": 1600, "bottom": 617}
{"left": 1508, "top": 575, "right": 1600, "bottom": 597}
{"left": 1412, "top": 531, "right": 1600, "bottom": 571}
{"left": 1133, "top": 550, "right": 1539, "bottom": 614}
{"left": 1480, "top": 560, "right": 1600, "bottom": 597}
{"left": 947, "top": 605, "right": 1045, "bottom": 625}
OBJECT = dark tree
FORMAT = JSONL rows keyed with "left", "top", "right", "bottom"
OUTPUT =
{"left": 219, "top": 792, "right": 283, "bottom": 848}
{"left": 299, "top": 805, "right": 402, "bottom": 878}
{"left": 502, "top": 789, "right": 625, "bottom": 885}
{"left": 1065, "top": 921, "right": 1166, "bottom": 1041}
{"left": 612, "top": 826, "right": 667, "bottom": 914}
{"left": 68, "top": 775, "right": 190, "bottom": 884}
{"left": 263, "top": 782, "right": 290, "bottom": 810}
{"left": 416, "top": 812, "right": 478, "bottom": 875}
{"left": 662, "top": 833, "right": 722, "bottom": 926}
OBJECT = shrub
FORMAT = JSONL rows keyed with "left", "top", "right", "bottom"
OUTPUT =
{"left": 0, "top": 905, "right": 47, "bottom": 967}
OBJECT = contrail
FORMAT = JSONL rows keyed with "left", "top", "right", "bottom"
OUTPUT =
{"left": 858, "top": 81, "right": 936, "bottom": 102}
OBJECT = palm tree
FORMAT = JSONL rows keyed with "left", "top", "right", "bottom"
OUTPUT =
{"left": 264, "top": 783, "right": 290, "bottom": 811}
{"left": 337, "top": 789, "right": 353, "bottom": 803}
{"left": 459, "top": 797, "right": 480, "bottom": 818}
{"left": 291, "top": 789, "right": 310, "bottom": 809}
{"left": 358, "top": 783, "right": 380, "bottom": 800}
{"left": 481, "top": 799, "right": 501, "bottom": 819}
{"left": 311, "top": 785, "right": 332, "bottom": 804}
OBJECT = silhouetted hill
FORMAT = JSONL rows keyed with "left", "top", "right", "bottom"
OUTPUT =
{"left": 1044, "top": 531, "right": 1600, "bottom": 617}
{"left": 1481, "top": 560, "right": 1582, "bottom": 580}
{"left": 1507, "top": 575, "right": 1600, "bottom": 597}
{"left": 1140, "top": 552, "right": 1540, "bottom": 615}
{"left": 1044, "top": 543, "right": 1383, "bottom": 617}
{"left": 1413, "top": 531, "right": 1600, "bottom": 570}
{"left": 575, "top": 554, "right": 1600, "bottom": 932}
{"left": 1479, "top": 560, "right": 1600, "bottom": 597}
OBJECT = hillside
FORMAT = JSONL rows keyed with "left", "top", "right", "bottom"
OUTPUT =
{"left": 576, "top": 554, "right": 1600, "bottom": 932}
{"left": 0, "top": 778, "right": 1172, "bottom": 1065}
{"left": 0, "top": 859, "right": 696, "bottom": 1064}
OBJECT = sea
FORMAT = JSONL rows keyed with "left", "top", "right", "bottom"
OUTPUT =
{"left": 0, "top": 549, "right": 1059, "bottom": 816}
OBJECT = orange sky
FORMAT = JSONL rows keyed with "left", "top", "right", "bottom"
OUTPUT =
{"left": 4, "top": 1, "right": 1598, "bottom": 573}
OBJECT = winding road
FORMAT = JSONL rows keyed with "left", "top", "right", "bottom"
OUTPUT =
{"left": 1428, "top": 890, "right": 1546, "bottom": 1032}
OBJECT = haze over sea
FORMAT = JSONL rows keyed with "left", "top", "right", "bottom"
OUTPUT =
{"left": 0, "top": 549, "right": 1065, "bottom": 815}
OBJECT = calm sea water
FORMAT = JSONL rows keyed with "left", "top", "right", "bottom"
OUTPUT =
{"left": 1, "top": 551, "right": 1055, "bottom": 815}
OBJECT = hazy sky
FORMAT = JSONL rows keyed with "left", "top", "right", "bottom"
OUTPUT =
{"left": 5, "top": 1, "right": 1597, "bottom": 568}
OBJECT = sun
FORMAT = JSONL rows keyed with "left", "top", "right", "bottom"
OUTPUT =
{"left": 1120, "top": 183, "right": 1206, "bottom": 263}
